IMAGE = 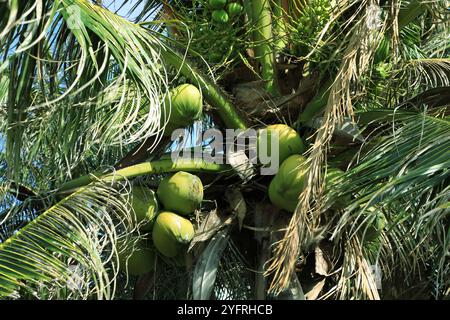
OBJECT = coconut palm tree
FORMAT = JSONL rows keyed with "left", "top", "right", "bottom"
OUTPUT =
{"left": 0, "top": 0, "right": 448, "bottom": 300}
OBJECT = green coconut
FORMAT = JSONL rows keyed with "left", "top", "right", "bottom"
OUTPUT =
{"left": 209, "top": 0, "right": 227, "bottom": 10}
{"left": 130, "top": 186, "right": 159, "bottom": 230}
{"left": 257, "top": 124, "right": 305, "bottom": 169}
{"left": 152, "top": 211, "right": 195, "bottom": 258}
{"left": 162, "top": 84, "right": 203, "bottom": 136}
{"left": 157, "top": 171, "right": 204, "bottom": 216}
{"left": 212, "top": 10, "right": 229, "bottom": 23}
{"left": 227, "top": 3, "right": 243, "bottom": 17}
{"left": 268, "top": 154, "right": 308, "bottom": 212}
{"left": 118, "top": 240, "right": 156, "bottom": 276}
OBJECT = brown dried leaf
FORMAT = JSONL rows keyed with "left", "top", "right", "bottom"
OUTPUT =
{"left": 305, "top": 279, "right": 326, "bottom": 300}
{"left": 189, "top": 209, "right": 232, "bottom": 251}
{"left": 225, "top": 187, "right": 247, "bottom": 230}
{"left": 314, "top": 246, "right": 330, "bottom": 276}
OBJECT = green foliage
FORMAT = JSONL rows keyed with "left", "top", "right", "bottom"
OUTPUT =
{"left": 0, "top": 182, "right": 136, "bottom": 299}
{"left": 328, "top": 113, "right": 450, "bottom": 298}
{"left": 0, "top": 0, "right": 449, "bottom": 300}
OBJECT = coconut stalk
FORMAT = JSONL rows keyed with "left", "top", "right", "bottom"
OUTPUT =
{"left": 288, "top": 0, "right": 304, "bottom": 21}
{"left": 243, "top": 0, "right": 256, "bottom": 54}
{"left": 272, "top": 0, "right": 289, "bottom": 52}
{"left": 246, "top": 0, "right": 280, "bottom": 97}
{"left": 59, "top": 159, "right": 230, "bottom": 193}
{"left": 161, "top": 48, "right": 249, "bottom": 130}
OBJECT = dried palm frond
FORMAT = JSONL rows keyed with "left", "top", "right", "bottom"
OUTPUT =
{"left": 265, "top": 1, "right": 387, "bottom": 294}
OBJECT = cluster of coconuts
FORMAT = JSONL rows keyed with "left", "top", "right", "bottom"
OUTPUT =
{"left": 118, "top": 172, "right": 203, "bottom": 276}
{"left": 209, "top": 0, "right": 243, "bottom": 24}
{"left": 258, "top": 125, "right": 386, "bottom": 245}
{"left": 119, "top": 83, "right": 205, "bottom": 276}
{"left": 296, "top": 0, "right": 331, "bottom": 38}
{"left": 256, "top": 124, "right": 348, "bottom": 213}
{"left": 118, "top": 84, "right": 354, "bottom": 275}
{"left": 153, "top": 171, "right": 203, "bottom": 258}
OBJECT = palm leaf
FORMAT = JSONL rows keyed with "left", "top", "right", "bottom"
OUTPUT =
{"left": 192, "top": 228, "right": 230, "bottom": 300}
{"left": 325, "top": 113, "right": 449, "bottom": 298}
{"left": 0, "top": 181, "right": 136, "bottom": 299}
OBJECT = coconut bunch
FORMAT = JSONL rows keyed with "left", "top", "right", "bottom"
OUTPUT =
{"left": 209, "top": 0, "right": 244, "bottom": 24}
{"left": 255, "top": 123, "right": 348, "bottom": 212}
{"left": 293, "top": 0, "right": 332, "bottom": 55}
{"left": 115, "top": 82, "right": 353, "bottom": 279}
{"left": 117, "top": 83, "right": 205, "bottom": 277}
{"left": 118, "top": 171, "right": 203, "bottom": 276}
{"left": 104, "top": 68, "right": 363, "bottom": 298}
{"left": 161, "top": 0, "right": 249, "bottom": 70}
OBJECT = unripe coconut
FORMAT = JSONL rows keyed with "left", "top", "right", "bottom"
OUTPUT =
{"left": 162, "top": 84, "right": 203, "bottom": 136}
{"left": 130, "top": 186, "right": 159, "bottom": 230}
{"left": 227, "top": 3, "right": 243, "bottom": 17}
{"left": 257, "top": 124, "right": 304, "bottom": 170}
{"left": 212, "top": 10, "right": 229, "bottom": 23}
{"left": 324, "top": 167, "right": 351, "bottom": 210}
{"left": 157, "top": 171, "right": 203, "bottom": 216}
{"left": 118, "top": 240, "right": 156, "bottom": 276}
{"left": 152, "top": 211, "right": 195, "bottom": 258}
{"left": 209, "top": 0, "right": 227, "bottom": 10}
{"left": 268, "top": 154, "right": 308, "bottom": 212}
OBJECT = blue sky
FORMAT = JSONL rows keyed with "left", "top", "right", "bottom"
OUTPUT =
{"left": 102, "top": 0, "right": 146, "bottom": 20}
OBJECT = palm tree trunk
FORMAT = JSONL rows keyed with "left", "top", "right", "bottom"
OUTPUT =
{"left": 272, "top": 0, "right": 289, "bottom": 52}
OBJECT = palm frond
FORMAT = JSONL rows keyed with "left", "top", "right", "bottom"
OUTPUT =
{"left": 0, "top": 0, "right": 173, "bottom": 184}
{"left": 266, "top": 0, "right": 387, "bottom": 294}
{"left": 0, "top": 180, "right": 136, "bottom": 299}
{"left": 326, "top": 112, "right": 449, "bottom": 298}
